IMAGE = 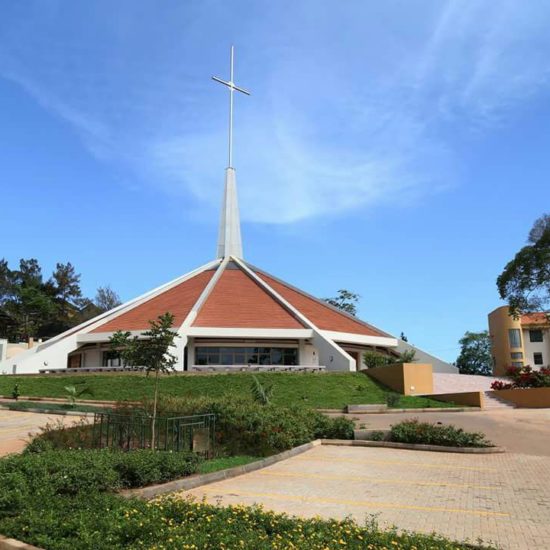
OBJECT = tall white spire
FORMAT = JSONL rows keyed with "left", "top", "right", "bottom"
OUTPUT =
{"left": 212, "top": 46, "right": 250, "bottom": 259}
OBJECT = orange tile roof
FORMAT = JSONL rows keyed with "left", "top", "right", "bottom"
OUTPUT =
{"left": 193, "top": 268, "right": 304, "bottom": 329}
{"left": 255, "top": 270, "right": 387, "bottom": 337}
{"left": 91, "top": 270, "right": 214, "bottom": 332}
{"left": 521, "top": 312, "right": 549, "bottom": 326}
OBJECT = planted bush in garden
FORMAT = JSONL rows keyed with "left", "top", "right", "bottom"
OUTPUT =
{"left": 491, "top": 365, "right": 550, "bottom": 390}
{"left": 390, "top": 419, "right": 493, "bottom": 448}
{"left": 0, "top": 449, "right": 201, "bottom": 518}
{"left": 0, "top": 492, "right": 493, "bottom": 550}
{"left": 146, "top": 395, "right": 355, "bottom": 456}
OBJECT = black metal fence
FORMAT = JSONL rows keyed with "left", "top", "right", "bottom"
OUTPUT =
{"left": 92, "top": 412, "right": 216, "bottom": 456}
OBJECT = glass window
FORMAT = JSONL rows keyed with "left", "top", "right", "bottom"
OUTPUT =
{"left": 534, "top": 352, "right": 543, "bottom": 366}
{"left": 194, "top": 346, "right": 299, "bottom": 366}
{"left": 529, "top": 330, "right": 543, "bottom": 343}
{"left": 511, "top": 361, "right": 523, "bottom": 367}
{"left": 508, "top": 329, "right": 522, "bottom": 348}
{"left": 271, "top": 348, "right": 283, "bottom": 365}
{"left": 246, "top": 348, "right": 259, "bottom": 365}
{"left": 102, "top": 351, "right": 122, "bottom": 367}
{"left": 510, "top": 352, "right": 523, "bottom": 360}
{"left": 233, "top": 348, "right": 246, "bottom": 364}
{"left": 207, "top": 348, "right": 220, "bottom": 364}
{"left": 196, "top": 352, "right": 208, "bottom": 366}
{"left": 283, "top": 349, "right": 298, "bottom": 366}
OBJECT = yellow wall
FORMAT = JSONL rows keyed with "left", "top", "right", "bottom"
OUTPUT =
{"left": 427, "top": 391, "right": 484, "bottom": 408}
{"left": 492, "top": 388, "right": 550, "bottom": 408}
{"left": 365, "top": 363, "right": 433, "bottom": 395}
{"left": 488, "top": 306, "right": 524, "bottom": 376}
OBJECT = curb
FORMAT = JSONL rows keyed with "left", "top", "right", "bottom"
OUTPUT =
{"left": 0, "top": 535, "right": 42, "bottom": 550}
{"left": 322, "top": 439, "right": 505, "bottom": 454}
{"left": 0, "top": 404, "right": 94, "bottom": 417}
{"left": 348, "top": 407, "right": 481, "bottom": 414}
{"left": 0, "top": 396, "right": 123, "bottom": 406}
{"left": 121, "top": 440, "right": 322, "bottom": 500}
{"left": 318, "top": 407, "right": 478, "bottom": 414}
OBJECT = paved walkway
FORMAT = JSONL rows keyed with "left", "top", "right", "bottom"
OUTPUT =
{"left": 347, "top": 408, "right": 550, "bottom": 456}
{"left": 0, "top": 410, "right": 84, "bottom": 456}
{"left": 432, "top": 373, "right": 506, "bottom": 394}
{"left": 181, "top": 445, "right": 550, "bottom": 549}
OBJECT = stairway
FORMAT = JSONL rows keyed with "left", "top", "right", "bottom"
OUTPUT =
{"left": 483, "top": 391, "right": 516, "bottom": 410}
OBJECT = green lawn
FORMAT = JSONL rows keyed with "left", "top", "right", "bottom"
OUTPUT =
{"left": 0, "top": 372, "right": 455, "bottom": 409}
{"left": 198, "top": 455, "right": 260, "bottom": 474}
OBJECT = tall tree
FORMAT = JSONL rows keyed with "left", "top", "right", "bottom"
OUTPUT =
{"left": 497, "top": 213, "right": 550, "bottom": 317}
{"left": 456, "top": 331, "right": 493, "bottom": 376}
{"left": 49, "top": 262, "right": 83, "bottom": 329}
{"left": 109, "top": 313, "right": 179, "bottom": 448}
{"left": 324, "top": 289, "right": 360, "bottom": 316}
{"left": 95, "top": 286, "right": 122, "bottom": 312}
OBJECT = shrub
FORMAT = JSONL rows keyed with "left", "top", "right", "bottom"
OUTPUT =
{"left": 0, "top": 449, "right": 201, "bottom": 518}
{"left": 385, "top": 392, "right": 401, "bottom": 407}
{"left": 11, "top": 384, "right": 20, "bottom": 400}
{"left": 363, "top": 351, "right": 393, "bottom": 369}
{"left": 390, "top": 419, "right": 493, "bottom": 448}
{"left": 367, "top": 430, "right": 386, "bottom": 441}
{"left": 490, "top": 380, "right": 513, "bottom": 390}
{"left": 0, "top": 492, "right": 492, "bottom": 550}
{"left": 26, "top": 418, "right": 95, "bottom": 451}
{"left": 148, "top": 395, "right": 355, "bottom": 456}
{"left": 502, "top": 365, "right": 550, "bottom": 388}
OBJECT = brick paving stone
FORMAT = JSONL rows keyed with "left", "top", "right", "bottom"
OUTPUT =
{"left": 180, "top": 445, "right": 550, "bottom": 550}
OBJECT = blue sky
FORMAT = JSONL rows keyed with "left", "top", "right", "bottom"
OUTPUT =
{"left": 1, "top": 1, "right": 549, "bottom": 361}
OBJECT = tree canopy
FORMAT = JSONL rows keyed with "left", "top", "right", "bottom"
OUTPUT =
{"left": 497, "top": 213, "right": 550, "bottom": 317}
{"left": 455, "top": 331, "right": 493, "bottom": 376}
{"left": 0, "top": 257, "right": 120, "bottom": 341}
{"left": 323, "top": 289, "right": 360, "bottom": 316}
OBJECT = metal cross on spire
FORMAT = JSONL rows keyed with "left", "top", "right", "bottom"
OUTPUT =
{"left": 212, "top": 45, "right": 250, "bottom": 168}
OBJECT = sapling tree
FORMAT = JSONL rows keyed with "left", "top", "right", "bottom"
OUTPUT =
{"left": 109, "top": 312, "right": 179, "bottom": 448}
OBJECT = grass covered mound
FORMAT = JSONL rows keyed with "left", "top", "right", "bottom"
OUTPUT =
{"left": 0, "top": 372, "right": 454, "bottom": 409}
{"left": 389, "top": 419, "right": 493, "bottom": 448}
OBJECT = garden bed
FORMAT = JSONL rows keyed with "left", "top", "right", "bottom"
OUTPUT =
{"left": 355, "top": 419, "right": 496, "bottom": 450}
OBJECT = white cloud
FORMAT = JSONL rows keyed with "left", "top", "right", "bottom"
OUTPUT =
{"left": 1, "top": 1, "right": 550, "bottom": 223}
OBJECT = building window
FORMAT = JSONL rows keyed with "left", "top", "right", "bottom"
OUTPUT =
{"left": 508, "top": 329, "right": 522, "bottom": 349}
{"left": 102, "top": 351, "right": 123, "bottom": 367}
{"left": 511, "top": 361, "right": 523, "bottom": 367}
{"left": 195, "top": 346, "right": 298, "bottom": 366}
{"left": 510, "top": 352, "right": 523, "bottom": 360}
{"left": 529, "top": 329, "right": 543, "bottom": 343}
{"left": 533, "top": 352, "right": 543, "bottom": 366}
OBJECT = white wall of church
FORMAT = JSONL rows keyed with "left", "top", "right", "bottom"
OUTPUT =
{"left": 300, "top": 343, "right": 319, "bottom": 366}
{"left": 312, "top": 332, "right": 355, "bottom": 371}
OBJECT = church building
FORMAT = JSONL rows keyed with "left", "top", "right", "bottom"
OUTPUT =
{"left": 0, "top": 48, "right": 399, "bottom": 375}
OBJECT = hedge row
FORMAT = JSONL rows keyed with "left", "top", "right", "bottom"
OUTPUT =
{"left": 0, "top": 449, "right": 201, "bottom": 519}
{"left": 0, "top": 490, "right": 492, "bottom": 550}
{"left": 389, "top": 419, "right": 493, "bottom": 448}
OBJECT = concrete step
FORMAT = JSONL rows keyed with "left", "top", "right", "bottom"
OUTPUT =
{"left": 483, "top": 391, "right": 516, "bottom": 409}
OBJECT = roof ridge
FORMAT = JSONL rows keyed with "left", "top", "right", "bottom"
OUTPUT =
{"left": 245, "top": 261, "right": 393, "bottom": 338}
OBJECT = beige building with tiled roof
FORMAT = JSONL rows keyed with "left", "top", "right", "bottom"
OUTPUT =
{"left": 488, "top": 306, "right": 550, "bottom": 375}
